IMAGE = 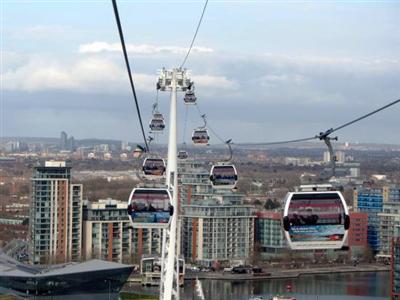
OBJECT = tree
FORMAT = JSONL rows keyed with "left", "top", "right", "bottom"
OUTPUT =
{"left": 264, "top": 199, "right": 280, "bottom": 210}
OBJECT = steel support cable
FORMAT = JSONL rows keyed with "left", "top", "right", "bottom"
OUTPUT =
{"left": 240, "top": 136, "right": 318, "bottom": 147}
{"left": 195, "top": 103, "right": 225, "bottom": 143}
{"left": 238, "top": 98, "right": 400, "bottom": 146}
{"left": 182, "top": 105, "right": 189, "bottom": 147}
{"left": 111, "top": 0, "right": 149, "bottom": 151}
{"left": 152, "top": 90, "right": 159, "bottom": 115}
{"left": 195, "top": 103, "right": 233, "bottom": 161}
{"left": 180, "top": 0, "right": 209, "bottom": 68}
{"left": 324, "top": 98, "right": 400, "bottom": 137}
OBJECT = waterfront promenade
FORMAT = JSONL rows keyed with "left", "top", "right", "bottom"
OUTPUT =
{"left": 184, "top": 263, "right": 389, "bottom": 280}
{"left": 126, "top": 263, "right": 389, "bottom": 283}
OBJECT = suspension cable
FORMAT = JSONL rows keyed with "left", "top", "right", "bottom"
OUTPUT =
{"left": 327, "top": 98, "right": 400, "bottom": 136}
{"left": 111, "top": 0, "right": 149, "bottom": 151}
{"left": 182, "top": 105, "right": 189, "bottom": 147}
{"left": 195, "top": 103, "right": 227, "bottom": 144}
{"left": 238, "top": 98, "right": 400, "bottom": 146}
{"left": 180, "top": 0, "right": 209, "bottom": 69}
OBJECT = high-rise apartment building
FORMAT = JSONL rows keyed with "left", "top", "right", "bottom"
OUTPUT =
{"left": 82, "top": 199, "right": 162, "bottom": 263}
{"left": 378, "top": 189, "right": 400, "bottom": 259}
{"left": 60, "top": 131, "right": 68, "bottom": 150}
{"left": 355, "top": 185, "right": 400, "bottom": 254}
{"left": 354, "top": 186, "right": 384, "bottom": 252}
{"left": 182, "top": 201, "right": 254, "bottom": 264}
{"left": 29, "top": 161, "right": 82, "bottom": 264}
{"left": 179, "top": 160, "right": 255, "bottom": 265}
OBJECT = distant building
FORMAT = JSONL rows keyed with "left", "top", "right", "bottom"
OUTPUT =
{"left": 29, "top": 161, "right": 82, "bottom": 264}
{"left": 67, "top": 136, "right": 76, "bottom": 151}
{"left": 323, "top": 151, "right": 331, "bottom": 163}
{"left": 347, "top": 211, "right": 368, "bottom": 259}
{"left": 255, "top": 211, "right": 286, "bottom": 258}
{"left": 336, "top": 151, "right": 346, "bottom": 164}
{"left": 284, "top": 157, "right": 312, "bottom": 166}
{"left": 82, "top": 199, "right": 162, "bottom": 264}
{"left": 60, "top": 131, "right": 68, "bottom": 150}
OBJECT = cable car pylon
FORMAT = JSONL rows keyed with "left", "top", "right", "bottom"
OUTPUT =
{"left": 317, "top": 129, "right": 338, "bottom": 178}
{"left": 157, "top": 68, "right": 192, "bottom": 300}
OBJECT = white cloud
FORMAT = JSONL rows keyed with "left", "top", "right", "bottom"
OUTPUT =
{"left": 78, "top": 42, "right": 213, "bottom": 55}
{"left": 195, "top": 75, "right": 236, "bottom": 90}
{"left": 2, "top": 56, "right": 232, "bottom": 94}
{"left": 2, "top": 57, "right": 156, "bottom": 93}
{"left": 259, "top": 74, "right": 307, "bottom": 85}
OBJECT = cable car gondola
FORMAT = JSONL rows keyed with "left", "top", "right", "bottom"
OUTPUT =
{"left": 192, "top": 128, "right": 209, "bottom": 145}
{"left": 183, "top": 90, "right": 196, "bottom": 105}
{"left": 178, "top": 150, "right": 189, "bottom": 160}
{"left": 142, "top": 157, "right": 166, "bottom": 178}
{"left": 282, "top": 191, "right": 350, "bottom": 250}
{"left": 149, "top": 118, "right": 165, "bottom": 132}
{"left": 127, "top": 188, "right": 173, "bottom": 229}
{"left": 153, "top": 112, "right": 164, "bottom": 120}
{"left": 210, "top": 164, "right": 238, "bottom": 189}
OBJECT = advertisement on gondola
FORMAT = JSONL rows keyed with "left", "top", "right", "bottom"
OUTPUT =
{"left": 289, "top": 224, "right": 345, "bottom": 242}
{"left": 284, "top": 191, "right": 349, "bottom": 249}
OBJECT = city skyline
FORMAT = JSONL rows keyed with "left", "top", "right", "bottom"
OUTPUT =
{"left": 2, "top": 1, "right": 400, "bottom": 144}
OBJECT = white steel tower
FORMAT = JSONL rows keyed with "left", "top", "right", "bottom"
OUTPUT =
{"left": 157, "top": 68, "right": 192, "bottom": 300}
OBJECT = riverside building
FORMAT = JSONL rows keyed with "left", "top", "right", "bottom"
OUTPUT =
{"left": 179, "top": 159, "right": 255, "bottom": 265}
{"left": 82, "top": 198, "right": 162, "bottom": 263}
{"left": 254, "top": 211, "right": 286, "bottom": 259}
{"left": 29, "top": 161, "right": 82, "bottom": 264}
{"left": 354, "top": 184, "right": 400, "bottom": 254}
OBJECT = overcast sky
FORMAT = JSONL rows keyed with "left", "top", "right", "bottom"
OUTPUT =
{"left": 1, "top": 1, "right": 400, "bottom": 145}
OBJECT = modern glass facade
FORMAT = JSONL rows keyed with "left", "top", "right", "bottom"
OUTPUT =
{"left": 255, "top": 211, "right": 286, "bottom": 257}
{"left": 355, "top": 187, "right": 384, "bottom": 251}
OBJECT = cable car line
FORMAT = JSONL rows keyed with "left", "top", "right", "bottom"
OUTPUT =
{"left": 182, "top": 105, "right": 189, "bottom": 147}
{"left": 238, "top": 136, "right": 317, "bottom": 147}
{"left": 111, "top": 0, "right": 149, "bottom": 151}
{"left": 318, "top": 98, "right": 400, "bottom": 139}
{"left": 237, "top": 97, "right": 400, "bottom": 147}
{"left": 195, "top": 103, "right": 225, "bottom": 144}
{"left": 224, "top": 139, "right": 233, "bottom": 162}
{"left": 180, "top": 0, "right": 209, "bottom": 69}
